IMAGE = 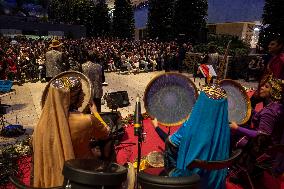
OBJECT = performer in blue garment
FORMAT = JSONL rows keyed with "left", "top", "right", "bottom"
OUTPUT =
{"left": 152, "top": 84, "right": 230, "bottom": 189}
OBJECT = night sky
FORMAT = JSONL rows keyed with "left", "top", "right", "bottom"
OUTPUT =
{"left": 208, "top": 0, "right": 265, "bottom": 23}
{"left": 2, "top": 0, "right": 266, "bottom": 27}
{"left": 135, "top": 0, "right": 265, "bottom": 28}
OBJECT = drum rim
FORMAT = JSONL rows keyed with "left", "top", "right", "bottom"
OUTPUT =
{"left": 218, "top": 79, "right": 252, "bottom": 125}
{"left": 144, "top": 72, "right": 198, "bottom": 127}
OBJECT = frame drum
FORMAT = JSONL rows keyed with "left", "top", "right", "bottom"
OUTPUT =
{"left": 219, "top": 79, "right": 251, "bottom": 124}
{"left": 146, "top": 151, "right": 164, "bottom": 168}
{"left": 144, "top": 73, "right": 198, "bottom": 126}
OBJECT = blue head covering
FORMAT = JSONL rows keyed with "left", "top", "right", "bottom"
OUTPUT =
{"left": 170, "top": 87, "right": 230, "bottom": 189}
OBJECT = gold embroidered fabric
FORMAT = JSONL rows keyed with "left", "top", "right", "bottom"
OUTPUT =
{"left": 267, "top": 75, "right": 283, "bottom": 100}
{"left": 52, "top": 76, "right": 81, "bottom": 90}
{"left": 202, "top": 84, "right": 227, "bottom": 99}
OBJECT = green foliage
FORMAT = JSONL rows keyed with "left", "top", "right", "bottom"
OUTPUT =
{"left": 173, "top": 0, "right": 207, "bottom": 42}
{"left": 93, "top": 0, "right": 111, "bottom": 37}
{"left": 37, "top": 0, "right": 49, "bottom": 9}
{"left": 0, "top": 137, "right": 32, "bottom": 186}
{"left": 259, "top": 0, "right": 284, "bottom": 48}
{"left": 147, "top": 0, "right": 174, "bottom": 41}
{"left": 40, "top": 15, "right": 48, "bottom": 22}
{"left": 113, "top": 0, "right": 135, "bottom": 39}
{"left": 193, "top": 34, "right": 250, "bottom": 56}
{"left": 47, "top": 0, "right": 62, "bottom": 21}
{"left": 48, "top": 0, "right": 110, "bottom": 37}
{"left": 72, "top": 0, "right": 96, "bottom": 36}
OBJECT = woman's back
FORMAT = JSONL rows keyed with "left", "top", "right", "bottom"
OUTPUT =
{"left": 69, "top": 112, "right": 109, "bottom": 158}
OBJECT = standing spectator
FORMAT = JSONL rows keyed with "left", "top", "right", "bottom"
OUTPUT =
{"left": 5, "top": 48, "right": 17, "bottom": 81}
{"left": 68, "top": 56, "right": 82, "bottom": 72}
{"left": 264, "top": 37, "right": 284, "bottom": 81}
{"left": 45, "top": 39, "right": 65, "bottom": 81}
{"left": 203, "top": 44, "right": 220, "bottom": 74}
{"left": 164, "top": 46, "right": 173, "bottom": 72}
{"left": 251, "top": 37, "right": 284, "bottom": 109}
{"left": 0, "top": 48, "right": 6, "bottom": 80}
{"left": 178, "top": 43, "right": 188, "bottom": 73}
{"left": 37, "top": 55, "right": 46, "bottom": 82}
{"left": 82, "top": 52, "right": 103, "bottom": 112}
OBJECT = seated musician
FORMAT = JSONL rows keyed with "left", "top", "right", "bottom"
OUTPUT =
{"left": 230, "top": 76, "right": 284, "bottom": 183}
{"left": 33, "top": 74, "right": 111, "bottom": 188}
{"left": 151, "top": 84, "right": 230, "bottom": 189}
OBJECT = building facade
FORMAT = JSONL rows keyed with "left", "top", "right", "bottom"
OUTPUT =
{"left": 0, "top": 15, "right": 86, "bottom": 38}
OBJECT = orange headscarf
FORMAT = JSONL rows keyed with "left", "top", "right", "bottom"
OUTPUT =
{"left": 33, "top": 85, "right": 75, "bottom": 187}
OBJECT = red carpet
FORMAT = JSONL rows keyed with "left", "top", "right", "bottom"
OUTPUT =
{"left": 116, "top": 119, "right": 180, "bottom": 164}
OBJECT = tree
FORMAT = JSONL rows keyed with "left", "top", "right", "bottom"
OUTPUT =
{"left": 93, "top": 0, "right": 111, "bottom": 36}
{"left": 48, "top": 0, "right": 62, "bottom": 21}
{"left": 259, "top": 0, "right": 284, "bottom": 48}
{"left": 38, "top": 0, "right": 49, "bottom": 9}
{"left": 173, "top": 0, "right": 207, "bottom": 43}
{"left": 147, "top": 0, "right": 174, "bottom": 41}
{"left": 112, "top": 0, "right": 135, "bottom": 39}
{"left": 72, "top": 0, "right": 96, "bottom": 36}
{"left": 0, "top": 1, "right": 4, "bottom": 15}
{"left": 16, "top": 0, "right": 25, "bottom": 9}
{"left": 14, "top": 0, "right": 25, "bottom": 14}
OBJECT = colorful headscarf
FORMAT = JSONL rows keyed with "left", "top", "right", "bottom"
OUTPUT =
{"left": 52, "top": 76, "right": 81, "bottom": 91}
{"left": 267, "top": 75, "right": 283, "bottom": 101}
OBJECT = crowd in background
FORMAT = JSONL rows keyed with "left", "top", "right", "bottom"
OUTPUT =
{"left": 0, "top": 36, "right": 194, "bottom": 83}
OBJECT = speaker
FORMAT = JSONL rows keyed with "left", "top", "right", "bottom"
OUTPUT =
{"left": 105, "top": 91, "right": 130, "bottom": 109}
{"left": 0, "top": 104, "right": 10, "bottom": 115}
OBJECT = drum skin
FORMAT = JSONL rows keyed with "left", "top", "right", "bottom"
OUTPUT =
{"left": 219, "top": 79, "right": 251, "bottom": 125}
{"left": 144, "top": 73, "right": 198, "bottom": 126}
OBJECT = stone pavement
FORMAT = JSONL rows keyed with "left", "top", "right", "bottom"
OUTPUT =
{"left": 0, "top": 71, "right": 258, "bottom": 144}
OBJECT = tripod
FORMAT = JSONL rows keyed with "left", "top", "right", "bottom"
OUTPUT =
{"left": 0, "top": 104, "right": 11, "bottom": 131}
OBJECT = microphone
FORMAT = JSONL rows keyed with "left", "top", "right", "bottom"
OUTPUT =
{"left": 134, "top": 95, "right": 142, "bottom": 136}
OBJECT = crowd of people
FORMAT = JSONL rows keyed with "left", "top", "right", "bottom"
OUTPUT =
{"left": 0, "top": 36, "right": 193, "bottom": 82}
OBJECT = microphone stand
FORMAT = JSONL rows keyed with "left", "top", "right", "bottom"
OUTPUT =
{"left": 134, "top": 96, "right": 144, "bottom": 189}
{"left": 135, "top": 116, "right": 144, "bottom": 189}
{"left": 136, "top": 120, "right": 144, "bottom": 174}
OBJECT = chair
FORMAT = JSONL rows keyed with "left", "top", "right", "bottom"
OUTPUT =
{"left": 265, "top": 144, "right": 284, "bottom": 155}
{"left": 62, "top": 159, "right": 127, "bottom": 189}
{"left": 137, "top": 167, "right": 201, "bottom": 189}
{"left": 234, "top": 144, "right": 284, "bottom": 189}
{"left": 255, "top": 144, "right": 284, "bottom": 174}
{"left": 230, "top": 134, "right": 284, "bottom": 189}
{"left": 9, "top": 176, "right": 62, "bottom": 189}
{"left": 187, "top": 149, "right": 242, "bottom": 170}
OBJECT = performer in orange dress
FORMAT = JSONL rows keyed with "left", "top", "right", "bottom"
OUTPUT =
{"left": 33, "top": 72, "right": 110, "bottom": 188}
